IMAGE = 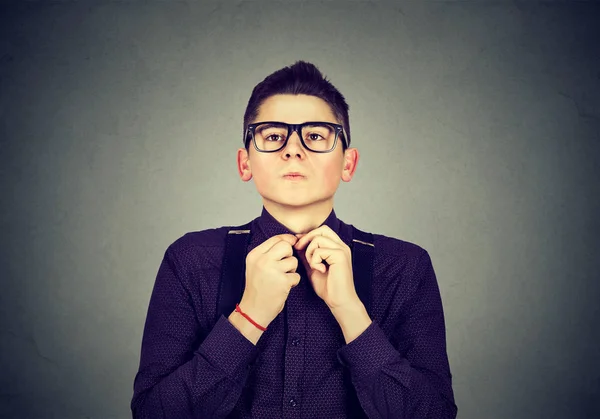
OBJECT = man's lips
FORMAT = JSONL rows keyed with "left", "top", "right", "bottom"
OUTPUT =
{"left": 282, "top": 172, "right": 305, "bottom": 178}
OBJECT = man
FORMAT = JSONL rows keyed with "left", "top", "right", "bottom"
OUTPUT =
{"left": 131, "top": 61, "right": 457, "bottom": 418}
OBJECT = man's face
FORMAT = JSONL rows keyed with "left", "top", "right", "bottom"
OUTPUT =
{"left": 237, "top": 94, "right": 358, "bottom": 209}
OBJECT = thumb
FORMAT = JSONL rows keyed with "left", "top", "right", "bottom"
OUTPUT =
{"left": 297, "top": 250, "right": 311, "bottom": 272}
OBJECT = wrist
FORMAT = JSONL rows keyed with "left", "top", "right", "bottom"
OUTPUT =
{"left": 238, "top": 297, "right": 273, "bottom": 328}
{"left": 235, "top": 303, "right": 267, "bottom": 331}
{"left": 228, "top": 310, "right": 265, "bottom": 345}
{"left": 329, "top": 297, "right": 365, "bottom": 318}
{"left": 331, "top": 300, "right": 372, "bottom": 344}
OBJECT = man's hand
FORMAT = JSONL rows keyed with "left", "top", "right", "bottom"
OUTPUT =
{"left": 240, "top": 234, "right": 300, "bottom": 326}
{"left": 293, "top": 225, "right": 371, "bottom": 343}
{"left": 293, "top": 225, "right": 359, "bottom": 310}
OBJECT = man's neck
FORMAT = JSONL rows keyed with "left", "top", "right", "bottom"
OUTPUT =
{"left": 263, "top": 199, "right": 334, "bottom": 234}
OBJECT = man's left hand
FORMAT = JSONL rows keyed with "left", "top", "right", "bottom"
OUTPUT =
{"left": 294, "top": 225, "right": 372, "bottom": 343}
{"left": 293, "top": 225, "right": 360, "bottom": 310}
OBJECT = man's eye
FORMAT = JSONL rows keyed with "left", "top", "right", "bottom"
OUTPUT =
{"left": 266, "top": 134, "right": 284, "bottom": 142}
{"left": 307, "top": 133, "right": 324, "bottom": 141}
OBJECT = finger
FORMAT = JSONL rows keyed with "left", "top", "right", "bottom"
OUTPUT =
{"left": 257, "top": 234, "right": 298, "bottom": 254}
{"left": 285, "top": 272, "right": 301, "bottom": 288}
{"left": 298, "top": 252, "right": 326, "bottom": 278}
{"left": 310, "top": 248, "right": 337, "bottom": 273}
{"left": 318, "top": 225, "right": 346, "bottom": 248}
{"left": 300, "top": 246, "right": 325, "bottom": 274}
{"left": 266, "top": 239, "right": 295, "bottom": 261}
{"left": 297, "top": 248, "right": 309, "bottom": 267}
{"left": 294, "top": 226, "right": 345, "bottom": 250}
{"left": 304, "top": 236, "right": 339, "bottom": 264}
{"left": 297, "top": 249, "right": 317, "bottom": 274}
{"left": 294, "top": 229, "right": 321, "bottom": 250}
{"left": 278, "top": 256, "right": 298, "bottom": 273}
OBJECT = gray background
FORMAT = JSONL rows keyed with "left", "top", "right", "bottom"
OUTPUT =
{"left": 1, "top": 1, "right": 599, "bottom": 418}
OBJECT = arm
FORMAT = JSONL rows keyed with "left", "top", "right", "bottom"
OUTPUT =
{"left": 131, "top": 247, "right": 258, "bottom": 419}
{"left": 337, "top": 250, "right": 458, "bottom": 419}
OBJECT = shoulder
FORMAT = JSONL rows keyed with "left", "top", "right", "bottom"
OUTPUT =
{"left": 347, "top": 221, "right": 428, "bottom": 260}
{"left": 372, "top": 232, "right": 428, "bottom": 262}
{"left": 372, "top": 231, "right": 433, "bottom": 274}
{"left": 169, "top": 226, "right": 230, "bottom": 253}
{"left": 163, "top": 222, "right": 252, "bottom": 263}
{"left": 347, "top": 222, "right": 431, "bottom": 275}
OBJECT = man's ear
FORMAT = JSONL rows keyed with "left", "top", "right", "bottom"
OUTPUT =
{"left": 237, "top": 148, "right": 253, "bottom": 181}
{"left": 341, "top": 147, "right": 359, "bottom": 182}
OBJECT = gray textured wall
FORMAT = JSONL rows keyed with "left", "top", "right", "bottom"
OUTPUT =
{"left": 1, "top": 1, "right": 599, "bottom": 418}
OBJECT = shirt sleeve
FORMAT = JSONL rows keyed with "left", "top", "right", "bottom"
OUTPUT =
{"left": 131, "top": 246, "right": 259, "bottom": 419}
{"left": 337, "top": 250, "right": 458, "bottom": 419}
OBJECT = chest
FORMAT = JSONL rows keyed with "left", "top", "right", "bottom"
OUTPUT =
{"left": 235, "top": 282, "right": 364, "bottom": 418}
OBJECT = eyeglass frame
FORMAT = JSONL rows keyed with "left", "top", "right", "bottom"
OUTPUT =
{"left": 244, "top": 121, "right": 348, "bottom": 153}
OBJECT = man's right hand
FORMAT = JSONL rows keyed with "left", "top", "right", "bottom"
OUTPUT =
{"left": 228, "top": 234, "right": 300, "bottom": 343}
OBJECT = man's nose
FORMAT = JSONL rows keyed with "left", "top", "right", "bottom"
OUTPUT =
{"left": 283, "top": 130, "right": 305, "bottom": 154}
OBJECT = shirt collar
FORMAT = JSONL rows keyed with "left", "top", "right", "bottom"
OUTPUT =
{"left": 256, "top": 206, "right": 341, "bottom": 239}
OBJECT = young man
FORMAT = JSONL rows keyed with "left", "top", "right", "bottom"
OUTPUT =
{"left": 131, "top": 61, "right": 457, "bottom": 418}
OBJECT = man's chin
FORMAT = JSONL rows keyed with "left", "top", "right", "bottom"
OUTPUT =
{"left": 262, "top": 195, "right": 330, "bottom": 210}
{"left": 271, "top": 200, "right": 312, "bottom": 209}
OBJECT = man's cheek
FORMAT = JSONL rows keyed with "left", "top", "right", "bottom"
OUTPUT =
{"left": 322, "top": 168, "right": 342, "bottom": 189}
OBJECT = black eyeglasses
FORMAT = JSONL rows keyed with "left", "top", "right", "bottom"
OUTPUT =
{"left": 244, "top": 121, "right": 348, "bottom": 153}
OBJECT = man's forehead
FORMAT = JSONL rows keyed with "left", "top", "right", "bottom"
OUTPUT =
{"left": 255, "top": 94, "right": 338, "bottom": 123}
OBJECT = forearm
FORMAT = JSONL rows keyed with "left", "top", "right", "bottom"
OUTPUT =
{"left": 132, "top": 316, "right": 259, "bottom": 419}
{"left": 133, "top": 357, "right": 242, "bottom": 419}
{"left": 331, "top": 301, "right": 372, "bottom": 343}
{"left": 228, "top": 310, "right": 265, "bottom": 345}
{"left": 361, "top": 362, "right": 457, "bottom": 419}
{"left": 338, "top": 322, "right": 457, "bottom": 419}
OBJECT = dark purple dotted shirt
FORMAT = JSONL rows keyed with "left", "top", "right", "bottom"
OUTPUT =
{"left": 131, "top": 207, "right": 457, "bottom": 418}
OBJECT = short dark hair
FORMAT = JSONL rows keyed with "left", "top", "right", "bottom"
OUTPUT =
{"left": 243, "top": 61, "right": 351, "bottom": 152}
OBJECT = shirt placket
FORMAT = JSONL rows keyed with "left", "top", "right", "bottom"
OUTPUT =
{"left": 282, "top": 256, "right": 307, "bottom": 418}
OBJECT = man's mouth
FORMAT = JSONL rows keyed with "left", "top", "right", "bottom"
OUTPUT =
{"left": 283, "top": 172, "right": 305, "bottom": 179}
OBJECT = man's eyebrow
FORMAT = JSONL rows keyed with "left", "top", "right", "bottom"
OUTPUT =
{"left": 257, "top": 122, "right": 286, "bottom": 129}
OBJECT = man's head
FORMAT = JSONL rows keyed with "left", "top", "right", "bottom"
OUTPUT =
{"left": 242, "top": 61, "right": 351, "bottom": 152}
{"left": 237, "top": 61, "right": 359, "bottom": 213}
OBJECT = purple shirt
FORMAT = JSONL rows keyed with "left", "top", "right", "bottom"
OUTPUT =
{"left": 131, "top": 207, "right": 457, "bottom": 418}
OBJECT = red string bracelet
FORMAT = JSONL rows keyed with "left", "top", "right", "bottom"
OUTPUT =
{"left": 235, "top": 304, "right": 267, "bottom": 331}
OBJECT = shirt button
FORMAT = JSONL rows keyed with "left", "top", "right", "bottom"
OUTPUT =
{"left": 291, "top": 338, "right": 300, "bottom": 346}
{"left": 289, "top": 398, "right": 298, "bottom": 407}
